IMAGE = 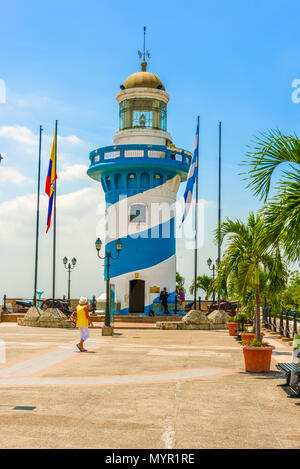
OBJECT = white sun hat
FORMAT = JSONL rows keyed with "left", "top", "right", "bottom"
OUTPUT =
{"left": 79, "top": 297, "right": 88, "bottom": 305}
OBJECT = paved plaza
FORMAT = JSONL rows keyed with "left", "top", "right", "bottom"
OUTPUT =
{"left": 0, "top": 323, "right": 299, "bottom": 449}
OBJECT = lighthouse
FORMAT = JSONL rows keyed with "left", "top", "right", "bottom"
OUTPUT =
{"left": 87, "top": 40, "right": 191, "bottom": 315}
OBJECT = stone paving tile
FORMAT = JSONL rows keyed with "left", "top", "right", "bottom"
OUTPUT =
{"left": 0, "top": 324, "right": 299, "bottom": 449}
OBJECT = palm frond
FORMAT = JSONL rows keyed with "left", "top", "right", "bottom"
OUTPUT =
{"left": 241, "top": 129, "right": 300, "bottom": 201}
{"left": 261, "top": 169, "right": 300, "bottom": 262}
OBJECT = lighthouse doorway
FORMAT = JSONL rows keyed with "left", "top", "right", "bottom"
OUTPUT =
{"left": 129, "top": 280, "right": 145, "bottom": 314}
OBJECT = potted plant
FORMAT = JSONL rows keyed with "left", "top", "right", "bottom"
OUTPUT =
{"left": 240, "top": 329, "right": 264, "bottom": 343}
{"left": 227, "top": 316, "right": 238, "bottom": 336}
{"left": 242, "top": 338, "right": 274, "bottom": 372}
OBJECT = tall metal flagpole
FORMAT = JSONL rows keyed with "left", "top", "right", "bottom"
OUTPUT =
{"left": 52, "top": 120, "right": 58, "bottom": 302}
{"left": 33, "top": 125, "right": 43, "bottom": 306}
{"left": 217, "top": 121, "right": 222, "bottom": 309}
{"left": 194, "top": 116, "right": 200, "bottom": 309}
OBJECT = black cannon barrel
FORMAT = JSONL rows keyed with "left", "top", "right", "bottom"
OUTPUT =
{"left": 16, "top": 300, "right": 33, "bottom": 308}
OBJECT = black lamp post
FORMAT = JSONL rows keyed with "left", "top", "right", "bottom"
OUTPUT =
{"left": 207, "top": 257, "right": 218, "bottom": 302}
{"left": 63, "top": 257, "right": 77, "bottom": 303}
{"left": 95, "top": 237, "right": 122, "bottom": 328}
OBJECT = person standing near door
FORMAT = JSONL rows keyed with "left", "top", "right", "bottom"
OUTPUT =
{"left": 160, "top": 288, "right": 170, "bottom": 314}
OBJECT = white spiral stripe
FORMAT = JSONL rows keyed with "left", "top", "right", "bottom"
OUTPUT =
{"left": 106, "top": 175, "right": 180, "bottom": 243}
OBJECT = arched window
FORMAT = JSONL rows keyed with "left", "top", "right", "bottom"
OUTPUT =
{"left": 115, "top": 173, "right": 123, "bottom": 189}
{"left": 129, "top": 204, "right": 147, "bottom": 223}
{"left": 105, "top": 175, "right": 112, "bottom": 190}
{"left": 141, "top": 172, "right": 150, "bottom": 189}
{"left": 127, "top": 173, "right": 137, "bottom": 189}
{"left": 154, "top": 173, "right": 163, "bottom": 186}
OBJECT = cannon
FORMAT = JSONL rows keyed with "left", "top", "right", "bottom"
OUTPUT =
{"left": 207, "top": 300, "right": 237, "bottom": 317}
{"left": 184, "top": 301, "right": 195, "bottom": 313}
{"left": 41, "top": 299, "right": 73, "bottom": 317}
{"left": 16, "top": 300, "right": 33, "bottom": 308}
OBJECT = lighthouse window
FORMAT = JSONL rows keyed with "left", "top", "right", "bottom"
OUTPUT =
{"left": 119, "top": 98, "right": 167, "bottom": 131}
{"left": 129, "top": 204, "right": 146, "bottom": 223}
{"left": 133, "top": 110, "right": 152, "bottom": 128}
{"left": 161, "top": 105, "right": 167, "bottom": 131}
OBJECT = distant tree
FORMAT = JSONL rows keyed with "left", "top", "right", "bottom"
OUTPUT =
{"left": 176, "top": 272, "right": 185, "bottom": 292}
{"left": 280, "top": 271, "right": 300, "bottom": 309}
{"left": 190, "top": 275, "right": 214, "bottom": 300}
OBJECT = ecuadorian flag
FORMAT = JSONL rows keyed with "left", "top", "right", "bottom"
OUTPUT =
{"left": 45, "top": 129, "right": 57, "bottom": 233}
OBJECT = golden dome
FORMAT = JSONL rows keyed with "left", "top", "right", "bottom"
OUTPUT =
{"left": 123, "top": 71, "right": 165, "bottom": 91}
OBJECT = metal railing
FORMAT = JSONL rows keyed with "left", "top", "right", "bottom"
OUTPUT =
{"left": 89, "top": 144, "right": 192, "bottom": 168}
{"left": 1, "top": 295, "right": 97, "bottom": 315}
{"left": 263, "top": 306, "right": 300, "bottom": 338}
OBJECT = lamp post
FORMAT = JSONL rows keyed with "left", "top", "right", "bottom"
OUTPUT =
{"left": 207, "top": 257, "right": 218, "bottom": 302}
{"left": 63, "top": 257, "right": 77, "bottom": 303}
{"left": 36, "top": 290, "right": 44, "bottom": 309}
{"left": 95, "top": 238, "right": 122, "bottom": 329}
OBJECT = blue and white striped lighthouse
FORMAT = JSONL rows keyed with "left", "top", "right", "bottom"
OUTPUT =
{"left": 87, "top": 55, "right": 191, "bottom": 315}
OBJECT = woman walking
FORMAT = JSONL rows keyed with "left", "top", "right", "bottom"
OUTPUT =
{"left": 71, "top": 297, "right": 94, "bottom": 352}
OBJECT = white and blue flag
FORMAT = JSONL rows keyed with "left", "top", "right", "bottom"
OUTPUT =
{"left": 180, "top": 120, "right": 199, "bottom": 225}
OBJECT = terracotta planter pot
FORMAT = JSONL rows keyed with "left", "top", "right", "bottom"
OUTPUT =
{"left": 243, "top": 345, "right": 275, "bottom": 372}
{"left": 227, "top": 322, "right": 238, "bottom": 336}
{"left": 241, "top": 333, "right": 264, "bottom": 343}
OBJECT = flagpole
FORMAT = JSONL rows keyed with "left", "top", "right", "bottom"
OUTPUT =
{"left": 194, "top": 116, "right": 200, "bottom": 309}
{"left": 217, "top": 121, "right": 222, "bottom": 309}
{"left": 33, "top": 125, "right": 43, "bottom": 306}
{"left": 52, "top": 120, "right": 58, "bottom": 304}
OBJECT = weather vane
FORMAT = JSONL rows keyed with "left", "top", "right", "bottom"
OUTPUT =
{"left": 138, "top": 26, "right": 150, "bottom": 71}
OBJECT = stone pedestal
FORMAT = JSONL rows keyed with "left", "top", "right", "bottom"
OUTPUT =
{"left": 102, "top": 326, "right": 114, "bottom": 336}
{"left": 156, "top": 309, "right": 229, "bottom": 330}
{"left": 206, "top": 309, "right": 229, "bottom": 329}
{"left": 182, "top": 309, "right": 210, "bottom": 329}
{"left": 22, "top": 307, "right": 75, "bottom": 328}
{"left": 23, "top": 306, "right": 41, "bottom": 327}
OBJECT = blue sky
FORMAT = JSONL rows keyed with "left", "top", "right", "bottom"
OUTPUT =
{"left": 0, "top": 0, "right": 300, "bottom": 299}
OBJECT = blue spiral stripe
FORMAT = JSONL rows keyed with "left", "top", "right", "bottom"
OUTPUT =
{"left": 105, "top": 218, "right": 175, "bottom": 280}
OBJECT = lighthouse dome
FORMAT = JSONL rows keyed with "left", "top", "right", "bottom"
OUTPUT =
{"left": 123, "top": 71, "right": 165, "bottom": 91}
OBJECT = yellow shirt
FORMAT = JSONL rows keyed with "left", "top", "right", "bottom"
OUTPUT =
{"left": 76, "top": 305, "right": 89, "bottom": 328}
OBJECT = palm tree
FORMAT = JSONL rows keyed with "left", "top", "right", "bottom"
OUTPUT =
{"left": 190, "top": 274, "right": 214, "bottom": 300}
{"left": 176, "top": 272, "right": 185, "bottom": 292}
{"left": 216, "top": 212, "right": 288, "bottom": 340}
{"left": 243, "top": 129, "right": 300, "bottom": 262}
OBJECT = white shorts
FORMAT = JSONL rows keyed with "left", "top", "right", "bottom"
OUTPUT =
{"left": 79, "top": 326, "right": 89, "bottom": 341}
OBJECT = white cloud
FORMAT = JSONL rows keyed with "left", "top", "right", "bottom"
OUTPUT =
{"left": 0, "top": 125, "right": 84, "bottom": 147}
{"left": 0, "top": 125, "right": 37, "bottom": 146}
{"left": 0, "top": 166, "right": 33, "bottom": 184}
{"left": 58, "top": 135, "right": 82, "bottom": 144}
{"left": 59, "top": 164, "right": 88, "bottom": 181}
{"left": 0, "top": 186, "right": 106, "bottom": 299}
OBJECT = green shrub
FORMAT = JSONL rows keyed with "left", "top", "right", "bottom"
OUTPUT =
{"left": 242, "top": 338, "right": 270, "bottom": 347}
{"left": 236, "top": 313, "right": 246, "bottom": 322}
{"left": 227, "top": 316, "right": 237, "bottom": 322}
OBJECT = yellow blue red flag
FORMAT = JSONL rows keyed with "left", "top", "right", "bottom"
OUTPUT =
{"left": 45, "top": 129, "right": 57, "bottom": 233}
